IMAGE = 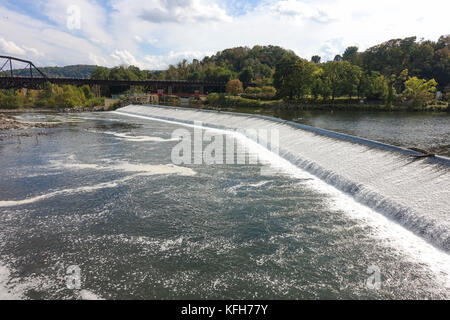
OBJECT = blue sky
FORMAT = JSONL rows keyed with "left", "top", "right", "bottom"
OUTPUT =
{"left": 0, "top": 0, "right": 448, "bottom": 69}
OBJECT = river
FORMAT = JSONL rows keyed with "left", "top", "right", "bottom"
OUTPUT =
{"left": 0, "top": 107, "right": 449, "bottom": 299}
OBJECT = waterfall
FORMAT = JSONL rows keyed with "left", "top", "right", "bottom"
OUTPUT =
{"left": 115, "top": 104, "right": 450, "bottom": 252}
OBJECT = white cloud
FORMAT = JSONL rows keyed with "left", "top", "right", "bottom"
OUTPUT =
{"left": 111, "top": 50, "right": 140, "bottom": 66}
{"left": 136, "top": 0, "right": 231, "bottom": 24}
{"left": 0, "top": 37, "right": 26, "bottom": 55}
{"left": 0, "top": 0, "right": 449, "bottom": 69}
{"left": 43, "top": 0, "right": 113, "bottom": 48}
{"left": 23, "top": 46, "right": 43, "bottom": 57}
{"left": 319, "top": 38, "right": 347, "bottom": 60}
{"left": 143, "top": 50, "right": 211, "bottom": 70}
{"left": 167, "top": 50, "right": 211, "bottom": 61}
{"left": 144, "top": 55, "right": 168, "bottom": 70}
{"left": 271, "top": 0, "right": 334, "bottom": 23}
{"left": 0, "top": 37, "right": 43, "bottom": 58}
{"left": 88, "top": 53, "right": 109, "bottom": 66}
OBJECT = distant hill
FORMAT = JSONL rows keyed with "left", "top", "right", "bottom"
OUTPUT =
{"left": 11, "top": 65, "right": 97, "bottom": 79}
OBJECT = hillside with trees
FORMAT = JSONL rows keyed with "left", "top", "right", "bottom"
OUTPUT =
{"left": 149, "top": 45, "right": 297, "bottom": 84}
{"left": 6, "top": 65, "right": 97, "bottom": 79}
{"left": 143, "top": 36, "right": 449, "bottom": 92}
{"left": 0, "top": 35, "right": 448, "bottom": 110}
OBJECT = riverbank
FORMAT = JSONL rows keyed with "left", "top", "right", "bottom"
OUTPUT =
{"left": 0, "top": 105, "right": 108, "bottom": 114}
{"left": 206, "top": 95, "right": 449, "bottom": 112}
{"left": 0, "top": 113, "right": 61, "bottom": 131}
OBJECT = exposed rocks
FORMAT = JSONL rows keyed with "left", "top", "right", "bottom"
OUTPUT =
{"left": 58, "top": 105, "right": 108, "bottom": 113}
{"left": 0, "top": 113, "right": 60, "bottom": 131}
{"left": 0, "top": 105, "right": 108, "bottom": 114}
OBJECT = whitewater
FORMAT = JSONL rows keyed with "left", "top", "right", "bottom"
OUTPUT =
{"left": 116, "top": 105, "right": 450, "bottom": 253}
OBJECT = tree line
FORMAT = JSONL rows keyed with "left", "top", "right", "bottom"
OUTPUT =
{"left": 0, "top": 35, "right": 448, "bottom": 109}
{"left": 90, "top": 35, "right": 448, "bottom": 107}
{"left": 271, "top": 36, "right": 449, "bottom": 107}
{"left": 273, "top": 55, "right": 440, "bottom": 108}
{"left": 0, "top": 83, "right": 103, "bottom": 109}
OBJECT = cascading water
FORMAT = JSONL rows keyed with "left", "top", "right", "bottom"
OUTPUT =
{"left": 116, "top": 104, "right": 450, "bottom": 253}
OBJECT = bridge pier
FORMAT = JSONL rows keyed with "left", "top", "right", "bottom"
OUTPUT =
{"left": 93, "top": 84, "right": 101, "bottom": 97}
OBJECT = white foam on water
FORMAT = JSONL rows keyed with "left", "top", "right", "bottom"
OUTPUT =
{"left": 95, "top": 130, "right": 181, "bottom": 142}
{"left": 114, "top": 106, "right": 450, "bottom": 293}
{"left": 48, "top": 116, "right": 86, "bottom": 123}
{"left": 77, "top": 116, "right": 123, "bottom": 122}
{"left": 48, "top": 160, "right": 102, "bottom": 170}
{"left": 0, "top": 263, "right": 33, "bottom": 300}
{"left": 1, "top": 261, "right": 106, "bottom": 300}
{"left": 49, "top": 159, "right": 196, "bottom": 176}
{"left": 160, "top": 237, "right": 184, "bottom": 251}
{"left": 78, "top": 289, "right": 104, "bottom": 300}
{"left": 226, "top": 181, "right": 271, "bottom": 194}
{"left": 0, "top": 179, "right": 122, "bottom": 208}
{"left": 0, "top": 264, "right": 21, "bottom": 300}
{"left": 0, "top": 162, "right": 196, "bottom": 208}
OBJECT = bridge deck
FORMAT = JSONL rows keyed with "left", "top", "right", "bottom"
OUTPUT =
{"left": 0, "top": 76, "right": 226, "bottom": 90}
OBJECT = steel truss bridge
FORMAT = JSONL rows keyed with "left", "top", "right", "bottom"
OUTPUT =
{"left": 0, "top": 55, "right": 227, "bottom": 94}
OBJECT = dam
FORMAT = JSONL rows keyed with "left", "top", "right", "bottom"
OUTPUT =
{"left": 116, "top": 105, "right": 450, "bottom": 252}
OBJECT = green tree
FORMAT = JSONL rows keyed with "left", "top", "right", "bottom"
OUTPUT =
{"left": 359, "top": 72, "right": 389, "bottom": 100}
{"left": 343, "top": 46, "right": 359, "bottom": 64}
{"left": 274, "top": 57, "right": 315, "bottom": 100}
{"left": 274, "top": 57, "right": 316, "bottom": 99}
{"left": 402, "top": 77, "right": 438, "bottom": 108}
{"left": 311, "top": 68, "right": 324, "bottom": 100}
{"left": 90, "top": 66, "right": 110, "bottom": 80}
{"left": 321, "top": 61, "right": 345, "bottom": 100}
{"left": 81, "top": 85, "right": 94, "bottom": 99}
{"left": 273, "top": 55, "right": 298, "bottom": 99}
{"left": 320, "top": 61, "right": 363, "bottom": 100}
{"left": 311, "top": 55, "right": 321, "bottom": 64}
{"left": 239, "top": 67, "right": 254, "bottom": 84}
{"left": 342, "top": 63, "right": 363, "bottom": 99}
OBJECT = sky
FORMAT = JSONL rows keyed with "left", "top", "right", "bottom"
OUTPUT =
{"left": 0, "top": 0, "right": 449, "bottom": 69}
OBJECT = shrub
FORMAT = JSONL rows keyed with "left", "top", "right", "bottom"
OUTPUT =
{"left": 207, "top": 93, "right": 220, "bottom": 105}
{"left": 445, "top": 92, "right": 450, "bottom": 102}
{"left": 261, "top": 86, "right": 276, "bottom": 96}
{"left": 0, "top": 90, "right": 21, "bottom": 109}
{"left": 245, "top": 87, "right": 262, "bottom": 94}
